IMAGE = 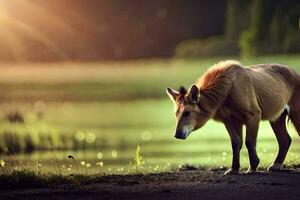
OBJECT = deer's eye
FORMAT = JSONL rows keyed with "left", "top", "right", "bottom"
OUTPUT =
{"left": 182, "top": 111, "right": 191, "bottom": 118}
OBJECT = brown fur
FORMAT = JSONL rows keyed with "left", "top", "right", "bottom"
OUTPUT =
{"left": 167, "top": 60, "right": 300, "bottom": 174}
{"left": 197, "top": 61, "right": 231, "bottom": 90}
{"left": 198, "top": 61, "right": 300, "bottom": 122}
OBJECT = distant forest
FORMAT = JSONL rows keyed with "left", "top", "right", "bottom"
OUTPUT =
{"left": 0, "top": 0, "right": 299, "bottom": 62}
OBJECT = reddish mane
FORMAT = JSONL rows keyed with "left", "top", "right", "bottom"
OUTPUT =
{"left": 198, "top": 67, "right": 226, "bottom": 90}
{"left": 197, "top": 60, "right": 241, "bottom": 91}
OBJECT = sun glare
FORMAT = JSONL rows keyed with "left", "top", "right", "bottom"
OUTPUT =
{"left": 0, "top": 0, "right": 83, "bottom": 61}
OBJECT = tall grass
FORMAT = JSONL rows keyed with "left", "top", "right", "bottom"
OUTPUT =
{"left": 0, "top": 110, "right": 102, "bottom": 154}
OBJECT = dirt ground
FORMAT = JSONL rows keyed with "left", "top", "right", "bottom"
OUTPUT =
{"left": 2, "top": 169, "right": 300, "bottom": 200}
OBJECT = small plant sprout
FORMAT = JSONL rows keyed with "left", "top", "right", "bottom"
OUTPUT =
{"left": 51, "top": 147, "right": 61, "bottom": 176}
{"left": 68, "top": 155, "right": 79, "bottom": 174}
{"left": 134, "top": 145, "right": 144, "bottom": 174}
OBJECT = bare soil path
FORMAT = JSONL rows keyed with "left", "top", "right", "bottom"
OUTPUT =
{"left": 1, "top": 169, "right": 300, "bottom": 200}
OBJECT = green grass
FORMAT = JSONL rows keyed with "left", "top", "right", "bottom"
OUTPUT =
{"left": 0, "top": 169, "right": 73, "bottom": 189}
{"left": 0, "top": 55, "right": 300, "bottom": 175}
{"left": 2, "top": 162, "right": 300, "bottom": 190}
{"left": 0, "top": 55, "right": 300, "bottom": 102}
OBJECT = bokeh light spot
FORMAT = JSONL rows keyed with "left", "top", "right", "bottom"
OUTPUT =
{"left": 111, "top": 150, "right": 118, "bottom": 158}
{"left": 75, "top": 131, "right": 85, "bottom": 141}
{"left": 86, "top": 131, "right": 96, "bottom": 143}
{"left": 97, "top": 152, "right": 103, "bottom": 159}
{"left": 141, "top": 131, "right": 152, "bottom": 141}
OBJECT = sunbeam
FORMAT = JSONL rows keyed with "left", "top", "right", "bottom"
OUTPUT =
{"left": 0, "top": 0, "right": 87, "bottom": 61}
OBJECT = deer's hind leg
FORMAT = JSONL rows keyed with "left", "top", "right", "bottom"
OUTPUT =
{"left": 289, "top": 89, "right": 300, "bottom": 136}
{"left": 268, "top": 110, "right": 291, "bottom": 172}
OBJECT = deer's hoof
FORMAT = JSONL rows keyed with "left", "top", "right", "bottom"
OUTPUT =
{"left": 267, "top": 163, "right": 282, "bottom": 172}
{"left": 246, "top": 168, "right": 257, "bottom": 174}
{"left": 224, "top": 168, "right": 240, "bottom": 175}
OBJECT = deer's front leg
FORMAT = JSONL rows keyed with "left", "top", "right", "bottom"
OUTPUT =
{"left": 224, "top": 118, "right": 243, "bottom": 175}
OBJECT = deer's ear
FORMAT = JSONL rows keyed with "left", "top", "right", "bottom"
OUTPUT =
{"left": 188, "top": 85, "right": 200, "bottom": 104}
{"left": 166, "top": 87, "right": 180, "bottom": 102}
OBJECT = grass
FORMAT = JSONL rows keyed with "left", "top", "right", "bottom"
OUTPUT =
{"left": 2, "top": 162, "right": 300, "bottom": 190}
{"left": 0, "top": 169, "right": 72, "bottom": 189}
{"left": 0, "top": 168, "right": 115, "bottom": 189}
{"left": 133, "top": 145, "right": 144, "bottom": 174}
{"left": 0, "top": 55, "right": 300, "bottom": 176}
{"left": 0, "top": 55, "right": 300, "bottom": 102}
{"left": 0, "top": 100, "right": 299, "bottom": 171}
{"left": 0, "top": 167, "right": 182, "bottom": 189}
